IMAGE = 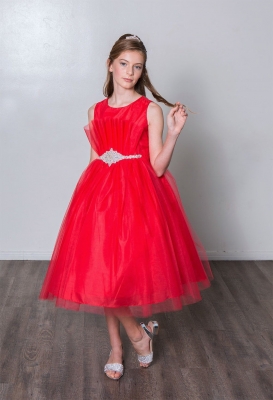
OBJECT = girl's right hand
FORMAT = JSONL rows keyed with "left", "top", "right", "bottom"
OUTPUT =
{"left": 167, "top": 102, "right": 188, "bottom": 136}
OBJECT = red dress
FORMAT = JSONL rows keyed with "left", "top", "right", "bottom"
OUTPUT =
{"left": 39, "top": 96, "right": 214, "bottom": 317}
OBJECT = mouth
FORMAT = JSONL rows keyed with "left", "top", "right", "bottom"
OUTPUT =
{"left": 123, "top": 78, "right": 133, "bottom": 82}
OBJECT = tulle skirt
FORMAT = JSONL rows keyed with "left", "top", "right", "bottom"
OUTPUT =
{"left": 39, "top": 157, "right": 213, "bottom": 317}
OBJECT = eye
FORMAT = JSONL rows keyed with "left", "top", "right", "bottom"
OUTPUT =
{"left": 120, "top": 62, "right": 126, "bottom": 66}
{"left": 135, "top": 66, "right": 142, "bottom": 70}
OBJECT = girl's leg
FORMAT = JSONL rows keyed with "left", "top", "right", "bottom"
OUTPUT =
{"left": 117, "top": 315, "right": 152, "bottom": 367}
{"left": 105, "top": 314, "right": 123, "bottom": 379}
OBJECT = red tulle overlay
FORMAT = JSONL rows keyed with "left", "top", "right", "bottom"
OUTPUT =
{"left": 39, "top": 96, "right": 214, "bottom": 317}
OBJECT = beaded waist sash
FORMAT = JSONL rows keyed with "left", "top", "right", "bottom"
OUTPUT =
{"left": 98, "top": 148, "right": 142, "bottom": 167}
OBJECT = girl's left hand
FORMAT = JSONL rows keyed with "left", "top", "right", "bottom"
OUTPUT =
{"left": 167, "top": 102, "right": 188, "bottom": 136}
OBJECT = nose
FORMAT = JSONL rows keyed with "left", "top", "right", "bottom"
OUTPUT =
{"left": 126, "top": 66, "right": 134, "bottom": 76}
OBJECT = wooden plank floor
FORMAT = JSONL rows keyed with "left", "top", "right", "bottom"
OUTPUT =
{"left": 0, "top": 260, "right": 272, "bottom": 400}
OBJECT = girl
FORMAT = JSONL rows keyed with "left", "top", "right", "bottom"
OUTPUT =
{"left": 39, "top": 33, "right": 214, "bottom": 380}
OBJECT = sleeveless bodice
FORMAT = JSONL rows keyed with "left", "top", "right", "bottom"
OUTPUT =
{"left": 84, "top": 96, "right": 152, "bottom": 166}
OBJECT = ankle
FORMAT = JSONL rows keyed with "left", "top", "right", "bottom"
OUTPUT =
{"left": 111, "top": 343, "right": 123, "bottom": 351}
{"left": 129, "top": 325, "right": 144, "bottom": 343}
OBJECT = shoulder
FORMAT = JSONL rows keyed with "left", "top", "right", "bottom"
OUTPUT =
{"left": 147, "top": 100, "right": 163, "bottom": 125}
{"left": 88, "top": 103, "right": 97, "bottom": 112}
{"left": 87, "top": 103, "right": 96, "bottom": 122}
{"left": 87, "top": 99, "right": 106, "bottom": 122}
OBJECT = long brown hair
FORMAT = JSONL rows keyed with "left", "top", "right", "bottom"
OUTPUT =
{"left": 103, "top": 33, "right": 196, "bottom": 113}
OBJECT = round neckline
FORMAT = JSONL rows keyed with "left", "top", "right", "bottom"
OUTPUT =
{"left": 106, "top": 96, "right": 143, "bottom": 109}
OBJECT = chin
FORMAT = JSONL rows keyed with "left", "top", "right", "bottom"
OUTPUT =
{"left": 121, "top": 83, "right": 135, "bottom": 88}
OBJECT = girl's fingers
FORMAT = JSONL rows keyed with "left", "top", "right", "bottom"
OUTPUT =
{"left": 179, "top": 108, "right": 186, "bottom": 115}
{"left": 170, "top": 104, "right": 179, "bottom": 116}
{"left": 176, "top": 103, "right": 188, "bottom": 113}
{"left": 172, "top": 102, "right": 189, "bottom": 118}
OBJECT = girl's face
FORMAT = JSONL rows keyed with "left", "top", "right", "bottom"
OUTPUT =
{"left": 109, "top": 50, "right": 144, "bottom": 89}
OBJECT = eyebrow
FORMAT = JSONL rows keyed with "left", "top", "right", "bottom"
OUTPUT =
{"left": 119, "top": 58, "right": 143, "bottom": 65}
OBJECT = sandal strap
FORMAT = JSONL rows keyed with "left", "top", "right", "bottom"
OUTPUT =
{"left": 137, "top": 351, "right": 153, "bottom": 364}
{"left": 104, "top": 363, "right": 124, "bottom": 374}
{"left": 140, "top": 322, "right": 154, "bottom": 340}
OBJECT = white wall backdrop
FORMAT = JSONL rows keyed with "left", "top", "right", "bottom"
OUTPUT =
{"left": 0, "top": 0, "right": 272, "bottom": 260}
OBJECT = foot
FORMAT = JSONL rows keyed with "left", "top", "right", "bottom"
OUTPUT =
{"left": 130, "top": 324, "right": 153, "bottom": 367}
{"left": 105, "top": 344, "right": 123, "bottom": 379}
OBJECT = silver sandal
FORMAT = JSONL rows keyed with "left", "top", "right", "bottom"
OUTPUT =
{"left": 104, "top": 349, "right": 124, "bottom": 380}
{"left": 137, "top": 320, "right": 159, "bottom": 367}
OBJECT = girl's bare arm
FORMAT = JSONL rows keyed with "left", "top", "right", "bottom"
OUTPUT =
{"left": 147, "top": 102, "right": 188, "bottom": 177}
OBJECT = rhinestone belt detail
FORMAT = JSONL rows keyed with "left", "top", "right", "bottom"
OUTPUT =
{"left": 98, "top": 148, "right": 142, "bottom": 166}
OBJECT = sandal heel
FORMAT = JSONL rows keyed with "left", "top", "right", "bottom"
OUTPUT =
{"left": 151, "top": 320, "right": 159, "bottom": 335}
{"left": 136, "top": 320, "right": 159, "bottom": 367}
